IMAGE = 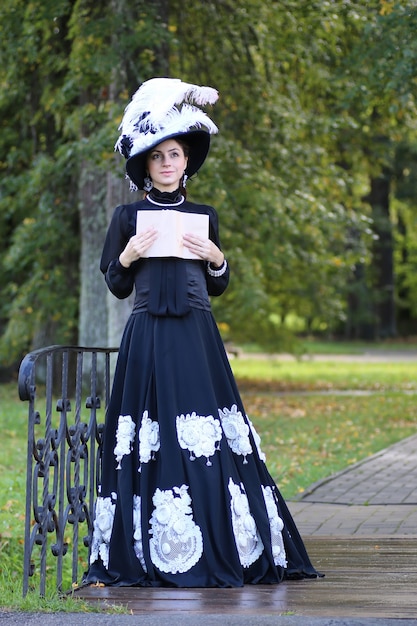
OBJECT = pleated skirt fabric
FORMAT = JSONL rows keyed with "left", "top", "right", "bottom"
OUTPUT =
{"left": 85, "top": 308, "right": 319, "bottom": 587}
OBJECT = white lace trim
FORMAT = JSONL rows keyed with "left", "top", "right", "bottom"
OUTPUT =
{"left": 176, "top": 412, "right": 222, "bottom": 465}
{"left": 262, "top": 486, "right": 287, "bottom": 568}
{"left": 139, "top": 410, "right": 160, "bottom": 466}
{"left": 89, "top": 495, "right": 116, "bottom": 568}
{"left": 133, "top": 495, "right": 147, "bottom": 571}
{"left": 248, "top": 418, "right": 266, "bottom": 462}
{"left": 114, "top": 414, "right": 136, "bottom": 469}
{"left": 228, "top": 478, "right": 264, "bottom": 567}
{"left": 149, "top": 485, "right": 203, "bottom": 574}
{"left": 218, "top": 404, "right": 253, "bottom": 463}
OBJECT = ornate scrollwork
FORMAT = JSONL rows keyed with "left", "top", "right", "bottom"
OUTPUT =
{"left": 19, "top": 346, "right": 118, "bottom": 596}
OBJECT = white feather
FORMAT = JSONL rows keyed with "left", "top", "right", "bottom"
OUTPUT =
{"left": 128, "top": 105, "right": 218, "bottom": 157}
{"left": 115, "top": 78, "right": 219, "bottom": 158}
{"left": 118, "top": 78, "right": 217, "bottom": 132}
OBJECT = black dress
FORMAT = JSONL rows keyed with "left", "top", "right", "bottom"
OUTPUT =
{"left": 85, "top": 188, "right": 320, "bottom": 588}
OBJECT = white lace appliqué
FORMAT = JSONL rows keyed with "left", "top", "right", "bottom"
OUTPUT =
{"left": 114, "top": 414, "right": 136, "bottom": 469}
{"left": 133, "top": 495, "right": 147, "bottom": 571}
{"left": 149, "top": 485, "right": 203, "bottom": 574}
{"left": 248, "top": 418, "right": 266, "bottom": 462}
{"left": 228, "top": 478, "right": 264, "bottom": 567}
{"left": 139, "top": 410, "right": 160, "bottom": 466}
{"left": 176, "top": 412, "right": 222, "bottom": 465}
{"left": 219, "top": 404, "right": 253, "bottom": 463}
{"left": 262, "top": 486, "right": 287, "bottom": 568}
{"left": 89, "top": 495, "right": 116, "bottom": 568}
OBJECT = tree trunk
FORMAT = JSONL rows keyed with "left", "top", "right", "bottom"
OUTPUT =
{"left": 345, "top": 261, "right": 375, "bottom": 340}
{"left": 78, "top": 165, "right": 109, "bottom": 348}
{"left": 368, "top": 172, "right": 397, "bottom": 338}
{"left": 395, "top": 210, "right": 413, "bottom": 334}
{"left": 105, "top": 160, "right": 135, "bottom": 348}
{"left": 83, "top": 0, "right": 171, "bottom": 350}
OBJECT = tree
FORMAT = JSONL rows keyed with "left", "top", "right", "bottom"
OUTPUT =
{"left": 335, "top": 0, "right": 417, "bottom": 338}
{"left": 0, "top": 1, "right": 80, "bottom": 363}
{"left": 3, "top": 0, "right": 417, "bottom": 367}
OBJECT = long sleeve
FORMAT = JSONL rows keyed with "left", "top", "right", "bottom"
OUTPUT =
{"left": 100, "top": 205, "right": 136, "bottom": 299}
{"left": 206, "top": 205, "right": 230, "bottom": 296}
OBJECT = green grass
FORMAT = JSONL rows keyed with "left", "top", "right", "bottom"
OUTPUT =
{"left": 230, "top": 358, "right": 417, "bottom": 391}
{"left": 240, "top": 337, "right": 417, "bottom": 355}
{"left": 0, "top": 382, "right": 27, "bottom": 599}
{"left": 240, "top": 390, "right": 417, "bottom": 498}
{"left": 0, "top": 383, "right": 112, "bottom": 612}
{"left": 300, "top": 337, "right": 417, "bottom": 354}
{"left": 2, "top": 354, "right": 417, "bottom": 610}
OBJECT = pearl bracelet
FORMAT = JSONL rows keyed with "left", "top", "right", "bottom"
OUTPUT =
{"left": 207, "top": 259, "right": 228, "bottom": 277}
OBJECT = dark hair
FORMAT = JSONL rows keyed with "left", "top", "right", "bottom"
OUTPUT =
{"left": 175, "top": 137, "right": 190, "bottom": 157}
{"left": 176, "top": 138, "right": 190, "bottom": 198}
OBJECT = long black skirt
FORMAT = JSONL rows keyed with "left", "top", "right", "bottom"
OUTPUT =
{"left": 84, "top": 308, "right": 320, "bottom": 587}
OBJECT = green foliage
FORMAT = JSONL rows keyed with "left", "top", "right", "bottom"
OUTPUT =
{"left": 0, "top": 151, "right": 79, "bottom": 365}
{"left": 2, "top": 0, "right": 417, "bottom": 358}
{"left": 0, "top": 1, "right": 168, "bottom": 364}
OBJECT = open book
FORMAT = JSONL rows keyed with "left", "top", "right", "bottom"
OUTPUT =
{"left": 136, "top": 209, "right": 209, "bottom": 259}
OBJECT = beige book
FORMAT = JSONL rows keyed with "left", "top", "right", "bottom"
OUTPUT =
{"left": 136, "top": 209, "right": 209, "bottom": 259}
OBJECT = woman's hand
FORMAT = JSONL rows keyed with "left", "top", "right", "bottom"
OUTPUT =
{"left": 119, "top": 227, "right": 158, "bottom": 268}
{"left": 183, "top": 233, "right": 224, "bottom": 267}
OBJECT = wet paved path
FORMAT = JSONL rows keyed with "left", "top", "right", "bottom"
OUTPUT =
{"left": 288, "top": 432, "right": 417, "bottom": 536}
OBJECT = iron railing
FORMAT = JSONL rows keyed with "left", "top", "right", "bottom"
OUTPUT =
{"left": 18, "top": 345, "right": 118, "bottom": 597}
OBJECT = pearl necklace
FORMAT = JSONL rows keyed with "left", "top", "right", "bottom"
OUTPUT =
{"left": 146, "top": 194, "right": 185, "bottom": 207}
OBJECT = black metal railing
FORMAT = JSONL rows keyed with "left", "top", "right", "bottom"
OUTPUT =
{"left": 18, "top": 345, "right": 118, "bottom": 597}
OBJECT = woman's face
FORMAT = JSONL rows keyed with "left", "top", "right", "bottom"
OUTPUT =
{"left": 146, "top": 139, "right": 188, "bottom": 192}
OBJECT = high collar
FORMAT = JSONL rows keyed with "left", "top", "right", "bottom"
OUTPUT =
{"left": 147, "top": 187, "right": 183, "bottom": 205}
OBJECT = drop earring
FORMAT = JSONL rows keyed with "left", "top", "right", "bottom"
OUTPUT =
{"left": 182, "top": 173, "right": 188, "bottom": 188}
{"left": 143, "top": 175, "right": 153, "bottom": 192}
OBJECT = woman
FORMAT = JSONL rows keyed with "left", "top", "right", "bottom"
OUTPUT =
{"left": 85, "top": 78, "right": 321, "bottom": 588}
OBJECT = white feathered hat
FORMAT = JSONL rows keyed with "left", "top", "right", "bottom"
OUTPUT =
{"left": 115, "top": 77, "right": 219, "bottom": 190}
